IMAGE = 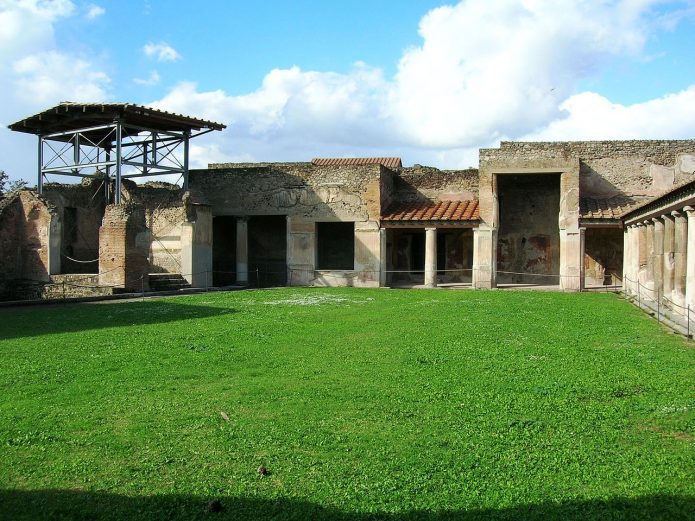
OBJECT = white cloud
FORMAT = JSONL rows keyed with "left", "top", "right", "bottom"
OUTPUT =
{"left": 85, "top": 4, "right": 104, "bottom": 19}
{"left": 133, "top": 70, "right": 161, "bottom": 86}
{"left": 13, "top": 51, "right": 110, "bottom": 103}
{"left": 143, "top": 41, "right": 181, "bottom": 62}
{"left": 522, "top": 86, "right": 695, "bottom": 141}
{"left": 152, "top": 0, "right": 695, "bottom": 169}
{"left": 3, "top": 0, "right": 695, "bottom": 185}
{"left": 0, "top": 0, "right": 110, "bottom": 181}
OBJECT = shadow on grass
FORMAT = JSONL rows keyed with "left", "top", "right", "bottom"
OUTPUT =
{"left": 0, "top": 300, "right": 235, "bottom": 340}
{"left": 0, "top": 489, "right": 693, "bottom": 521}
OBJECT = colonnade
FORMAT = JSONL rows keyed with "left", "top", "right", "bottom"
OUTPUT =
{"left": 623, "top": 206, "right": 695, "bottom": 313}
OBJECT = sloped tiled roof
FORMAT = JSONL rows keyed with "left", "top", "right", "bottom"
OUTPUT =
{"left": 312, "top": 157, "right": 402, "bottom": 169}
{"left": 382, "top": 200, "right": 479, "bottom": 222}
{"left": 580, "top": 196, "right": 642, "bottom": 219}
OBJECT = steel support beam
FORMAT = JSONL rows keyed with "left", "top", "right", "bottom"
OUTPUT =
{"left": 115, "top": 120, "right": 122, "bottom": 204}
{"left": 183, "top": 130, "right": 190, "bottom": 192}
{"left": 37, "top": 136, "right": 43, "bottom": 195}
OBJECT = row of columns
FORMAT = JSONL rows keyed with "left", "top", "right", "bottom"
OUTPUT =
{"left": 624, "top": 207, "right": 695, "bottom": 313}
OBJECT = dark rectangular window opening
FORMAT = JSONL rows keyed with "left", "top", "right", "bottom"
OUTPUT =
{"left": 316, "top": 222, "right": 354, "bottom": 270}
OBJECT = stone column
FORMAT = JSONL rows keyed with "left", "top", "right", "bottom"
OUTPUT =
{"left": 663, "top": 214, "right": 675, "bottom": 301}
{"left": 579, "top": 227, "right": 586, "bottom": 290}
{"left": 652, "top": 217, "right": 664, "bottom": 298}
{"left": 236, "top": 217, "right": 249, "bottom": 284}
{"left": 644, "top": 220, "right": 655, "bottom": 290}
{"left": 625, "top": 225, "right": 637, "bottom": 294}
{"left": 673, "top": 210, "right": 687, "bottom": 307}
{"left": 622, "top": 226, "right": 630, "bottom": 292}
{"left": 637, "top": 223, "right": 647, "bottom": 270}
{"left": 633, "top": 225, "right": 641, "bottom": 292}
{"left": 473, "top": 226, "right": 496, "bottom": 289}
{"left": 424, "top": 227, "right": 437, "bottom": 287}
{"left": 685, "top": 207, "right": 695, "bottom": 311}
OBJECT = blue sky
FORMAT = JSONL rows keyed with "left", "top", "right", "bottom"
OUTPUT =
{"left": 2, "top": 0, "right": 695, "bottom": 184}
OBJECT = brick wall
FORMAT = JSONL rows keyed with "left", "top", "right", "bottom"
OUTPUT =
{"left": 99, "top": 204, "right": 150, "bottom": 291}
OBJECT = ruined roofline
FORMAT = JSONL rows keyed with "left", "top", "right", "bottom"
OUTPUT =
{"left": 206, "top": 161, "right": 479, "bottom": 175}
{"left": 206, "top": 162, "right": 313, "bottom": 169}
{"left": 622, "top": 176, "right": 695, "bottom": 221}
{"left": 482, "top": 138, "right": 695, "bottom": 151}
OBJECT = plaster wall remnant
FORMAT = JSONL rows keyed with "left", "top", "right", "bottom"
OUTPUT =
{"left": 0, "top": 190, "right": 58, "bottom": 299}
{"left": 497, "top": 174, "right": 561, "bottom": 285}
{"left": 41, "top": 179, "right": 106, "bottom": 274}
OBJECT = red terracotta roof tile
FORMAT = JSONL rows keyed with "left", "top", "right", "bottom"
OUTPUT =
{"left": 580, "top": 196, "right": 642, "bottom": 219}
{"left": 312, "top": 157, "right": 402, "bottom": 169}
{"left": 382, "top": 200, "right": 480, "bottom": 222}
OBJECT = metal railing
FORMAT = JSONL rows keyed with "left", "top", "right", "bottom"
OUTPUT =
{"left": 622, "top": 274, "right": 692, "bottom": 339}
{"left": 1, "top": 265, "right": 614, "bottom": 305}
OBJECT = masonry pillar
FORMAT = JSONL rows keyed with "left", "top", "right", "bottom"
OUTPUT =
{"left": 644, "top": 220, "right": 655, "bottom": 291}
{"left": 673, "top": 210, "right": 687, "bottom": 307}
{"left": 472, "top": 226, "right": 496, "bottom": 289}
{"left": 379, "top": 227, "right": 387, "bottom": 287}
{"left": 48, "top": 211, "right": 62, "bottom": 276}
{"left": 652, "top": 217, "right": 664, "bottom": 298}
{"left": 424, "top": 227, "right": 437, "bottom": 288}
{"left": 663, "top": 214, "right": 675, "bottom": 301}
{"left": 579, "top": 227, "right": 586, "bottom": 290}
{"left": 685, "top": 207, "right": 695, "bottom": 311}
{"left": 286, "top": 217, "right": 315, "bottom": 286}
{"left": 560, "top": 227, "right": 582, "bottom": 291}
{"left": 99, "top": 204, "right": 150, "bottom": 292}
{"left": 180, "top": 203, "right": 213, "bottom": 288}
{"left": 236, "top": 217, "right": 249, "bottom": 285}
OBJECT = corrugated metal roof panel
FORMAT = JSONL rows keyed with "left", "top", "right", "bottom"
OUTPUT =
{"left": 8, "top": 101, "right": 226, "bottom": 136}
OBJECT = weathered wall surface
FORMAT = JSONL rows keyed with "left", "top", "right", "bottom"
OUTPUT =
{"left": 0, "top": 191, "right": 57, "bottom": 298}
{"left": 484, "top": 140, "right": 695, "bottom": 199}
{"left": 197, "top": 163, "right": 383, "bottom": 221}
{"left": 584, "top": 228, "right": 624, "bottom": 286}
{"left": 123, "top": 182, "right": 186, "bottom": 274}
{"left": 42, "top": 180, "right": 106, "bottom": 274}
{"left": 99, "top": 203, "right": 150, "bottom": 291}
{"left": 392, "top": 167, "right": 479, "bottom": 204}
{"left": 497, "top": 174, "right": 561, "bottom": 284}
{"left": 477, "top": 145, "right": 579, "bottom": 289}
{"left": 180, "top": 203, "right": 212, "bottom": 287}
{"left": 196, "top": 163, "right": 385, "bottom": 287}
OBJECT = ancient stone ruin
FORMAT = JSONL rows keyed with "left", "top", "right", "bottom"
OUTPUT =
{"left": 2, "top": 103, "right": 695, "bottom": 313}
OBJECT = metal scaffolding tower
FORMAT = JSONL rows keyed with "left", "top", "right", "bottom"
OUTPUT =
{"left": 9, "top": 102, "right": 226, "bottom": 203}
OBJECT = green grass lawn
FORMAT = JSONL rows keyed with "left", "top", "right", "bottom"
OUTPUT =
{"left": 0, "top": 288, "right": 693, "bottom": 520}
